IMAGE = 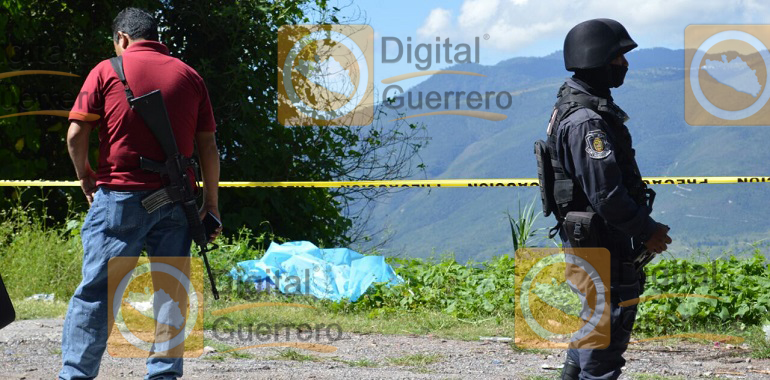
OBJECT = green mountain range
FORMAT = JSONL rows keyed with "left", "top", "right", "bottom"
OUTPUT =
{"left": 357, "top": 48, "right": 770, "bottom": 262}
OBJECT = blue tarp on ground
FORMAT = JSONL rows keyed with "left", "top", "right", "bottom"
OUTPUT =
{"left": 227, "top": 241, "right": 403, "bottom": 302}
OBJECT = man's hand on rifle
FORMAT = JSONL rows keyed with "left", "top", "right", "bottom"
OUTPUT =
{"left": 200, "top": 204, "right": 222, "bottom": 242}
{"left": 644, "top": 223, "right": 671, "bottom": 254}
{"left": 195, "top": 131, "right": 221, "bottom": 244}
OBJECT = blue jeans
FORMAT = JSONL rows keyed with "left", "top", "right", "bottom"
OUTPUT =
{"left": 59, "top": 187, "right": 191, "bottom": 380}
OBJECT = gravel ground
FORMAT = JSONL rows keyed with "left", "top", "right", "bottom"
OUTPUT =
{"left": 1, "top": 319, "right": 769, "bottom": 379}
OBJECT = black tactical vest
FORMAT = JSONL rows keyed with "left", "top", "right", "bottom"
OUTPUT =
{"left": 546, "top": 83, "right": 649, "bottom": 219}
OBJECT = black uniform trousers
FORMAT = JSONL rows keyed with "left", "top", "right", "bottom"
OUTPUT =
{"left": 560, "top": 227, "right": 643, "bottom": 380}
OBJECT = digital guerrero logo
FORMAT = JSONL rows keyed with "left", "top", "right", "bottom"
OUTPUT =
{"left": 107, "top": 257, "right": 204, "bottom": 358}
{"left": 685, "top": 25, "right": 770, "bottom": 125}
{"left": 514, "top": 248, "right": 611, "bottom": 349}
{"left": 277, "top": 24, "right": 374, "bottom": 126}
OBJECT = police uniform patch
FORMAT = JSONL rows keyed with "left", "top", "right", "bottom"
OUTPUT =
{"left": 585, "top": 130, "right": 612, "bottom": 159}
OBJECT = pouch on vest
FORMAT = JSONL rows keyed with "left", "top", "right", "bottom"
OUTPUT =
{"left": 534, "top": 139, "right": 557, "bottom": 217}
{"left": 563, "top": 211, "right": 602, "bottom": 248}
{"left": 553, "top": 178, "right": 575, "bottom": 212}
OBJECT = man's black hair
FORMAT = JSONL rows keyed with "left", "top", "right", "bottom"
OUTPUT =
{"left": 112, "top": 7, "right": 158, "bottom": 42}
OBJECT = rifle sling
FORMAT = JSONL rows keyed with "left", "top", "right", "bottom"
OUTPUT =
{"left": 109, "top": 56, "right": 135, "bottom": 104}
{"left": 109, "top": 56, "right": 184, "bottom": 213}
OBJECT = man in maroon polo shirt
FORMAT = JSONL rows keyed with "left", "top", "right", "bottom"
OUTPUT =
{"left": 61, "top": 8, "right": 220, "bottom": 380}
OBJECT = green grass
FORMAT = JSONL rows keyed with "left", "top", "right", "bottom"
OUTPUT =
{"left": 331, "top": 356, "right": 379, "bottom": 367}
{"left": 510, "top": 343, "right": 551, "bottom": 355}
{"left": 341, "top": 358, "right": 378, "bottom": 367}
{"left": 387, "top": 353, "right": 443, "bottom": 366}
{"left": 269, "top": 348, "right": 320, "bottom": 362}
{"left": 507, "top": 197, "right": 547, "bottom": 251}
{"left": 11, "top": 299, "right": 69, "bottom": 319}
{"left": 0, "top": 202, "right": 83, "bottom": 301}
{"left": 204, "top": 295, "right": 516, "bottom": 342}
{"left": 202, "top": 354, "right": 228, "bottom": 362}
{"left": 745, "top": 325, "right": 770, "bottom": 359}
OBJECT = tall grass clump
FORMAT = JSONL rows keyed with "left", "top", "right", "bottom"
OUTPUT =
{"left": 507, "top": 197, "right": 548, "bottom": 251}
{"left": 0, "top": 190, "right": 84, "bottom": 301}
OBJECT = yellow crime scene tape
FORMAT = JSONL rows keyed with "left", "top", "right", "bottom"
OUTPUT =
{"left": 0, "top": 176, "right": 769, "bottom": 188}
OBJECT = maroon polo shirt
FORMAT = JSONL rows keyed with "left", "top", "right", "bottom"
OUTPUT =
{"left": 70, "top": 40, "right": 216, "bottom": 190}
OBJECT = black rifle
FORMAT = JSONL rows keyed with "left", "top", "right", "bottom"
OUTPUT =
{"left": 633, "top": 189, "right": 661, "bottom": 272}
{"left": 633, "top": 224, "right": 670, "bottom": 272}
{"left": 109, "top": 57, "right": 219, "bottom": 299}
{"left": 633, "top": 247, "right": 655, "bottom": 271}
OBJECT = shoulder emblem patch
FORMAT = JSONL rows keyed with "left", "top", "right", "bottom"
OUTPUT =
{"left": 585, "top": 130, "right": 612, "bottom": 159}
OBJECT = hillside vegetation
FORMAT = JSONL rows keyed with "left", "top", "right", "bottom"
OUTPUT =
{"left": 363, "top": 48, "right": 770, "bottom": 262}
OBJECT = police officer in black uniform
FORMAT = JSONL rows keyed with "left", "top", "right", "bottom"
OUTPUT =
{"left": 544, "top": 19, "right": 673, "bottom": 380}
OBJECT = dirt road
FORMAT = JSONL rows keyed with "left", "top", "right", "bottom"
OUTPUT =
{"left": 1, "top": 319, "right": 768, "bottom": 379}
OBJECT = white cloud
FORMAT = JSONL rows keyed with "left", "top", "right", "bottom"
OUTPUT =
{"left": 458, "top": 0, "right": 500, "bottom": 30}
{"left": 417, "top": 8, "right": 453, "bottom": 39}
{"left": 418, "top": 0, "right": 770, "bottom": 53}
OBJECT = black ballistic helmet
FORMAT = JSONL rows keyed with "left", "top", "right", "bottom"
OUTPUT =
{"left": 563, "top": 18, "right": 637, "bottom": 71}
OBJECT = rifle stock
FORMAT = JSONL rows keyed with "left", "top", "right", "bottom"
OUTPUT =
{"left": 130, "top": 90, "right": 180, "bottom": 156}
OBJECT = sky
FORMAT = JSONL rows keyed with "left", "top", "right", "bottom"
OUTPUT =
{"left": 334, "top": 0, "right": 770, "bottom": 95}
